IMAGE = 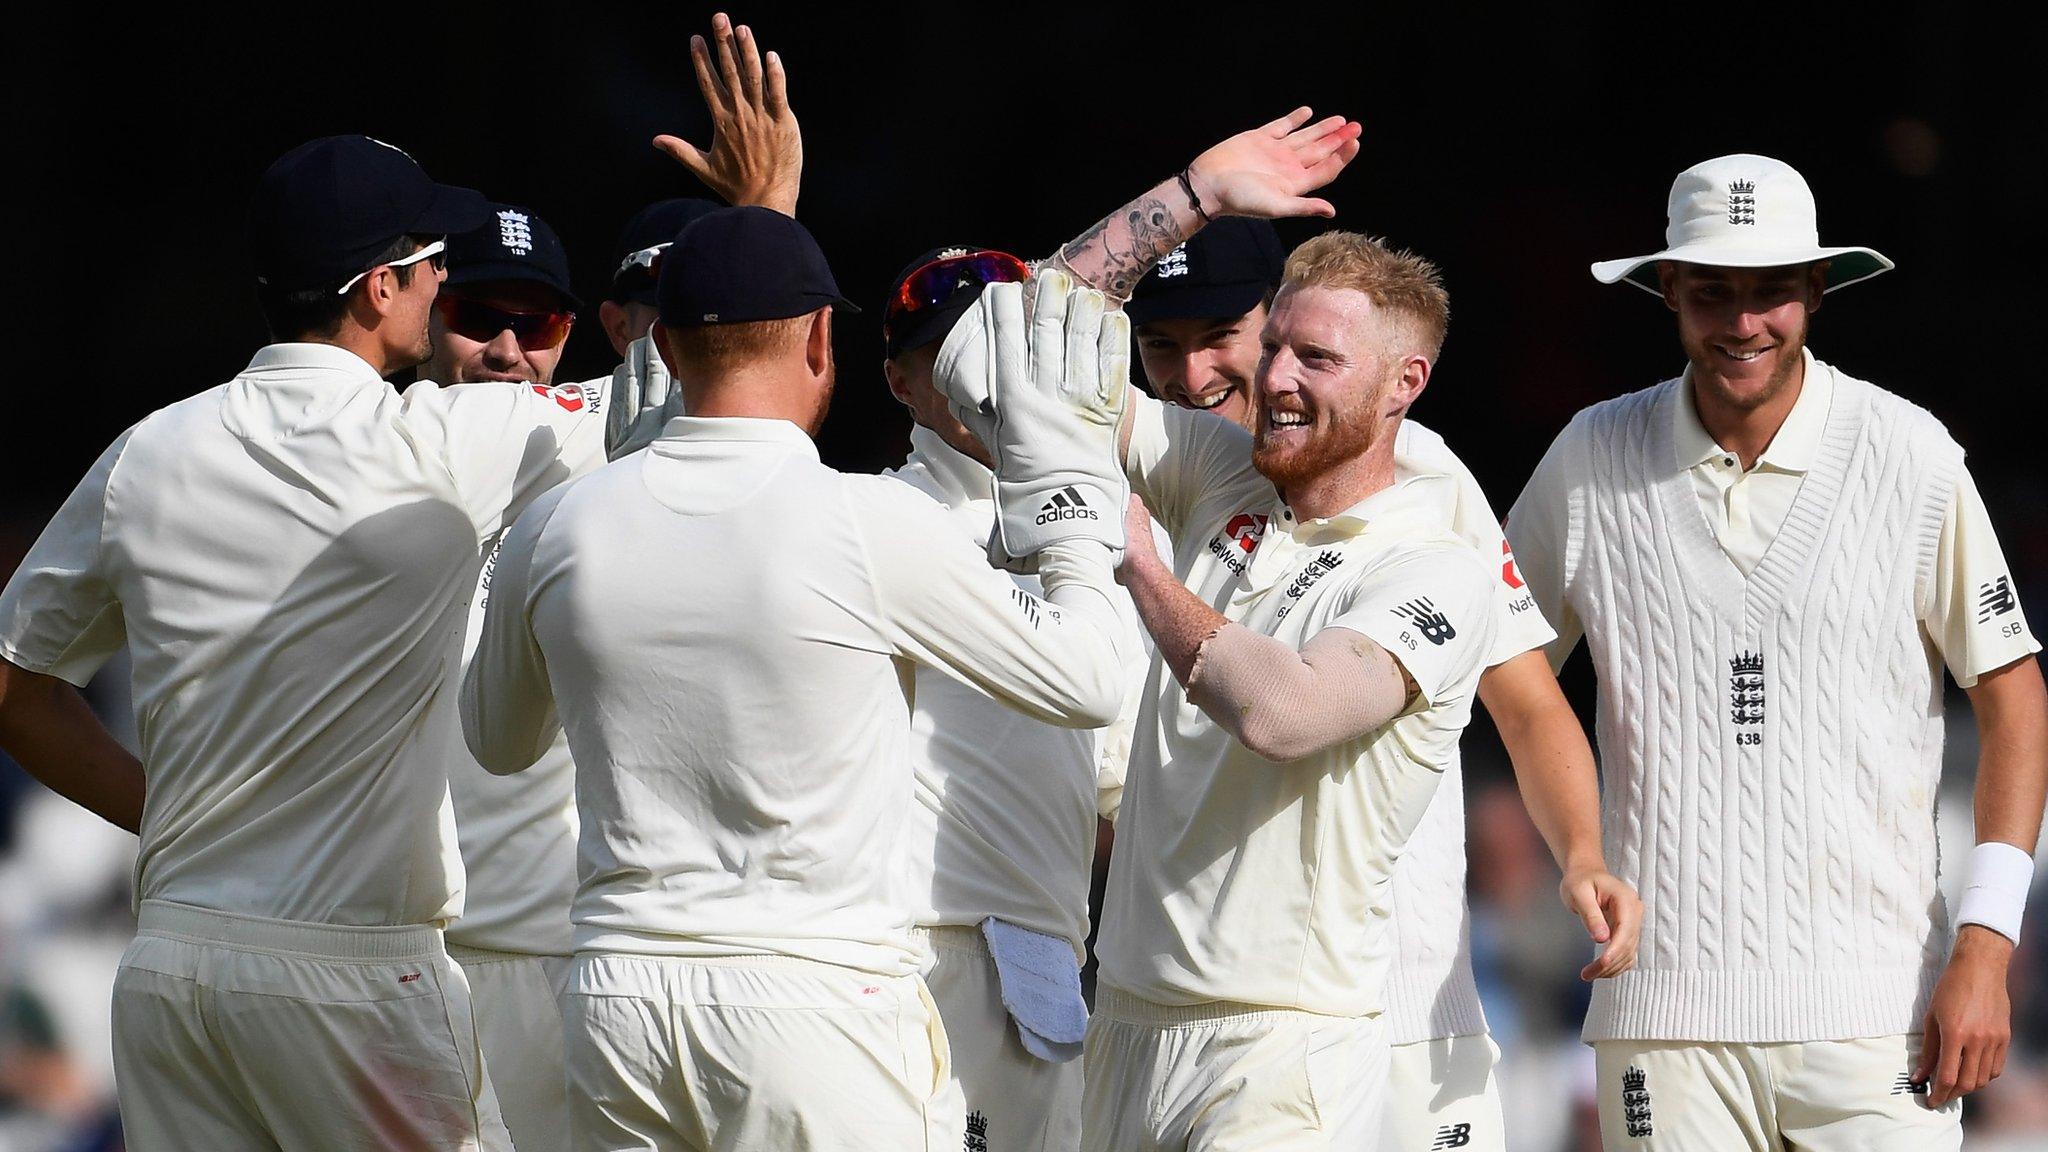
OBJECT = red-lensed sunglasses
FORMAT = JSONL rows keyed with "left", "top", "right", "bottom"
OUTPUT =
{"left": 436, "top": 297, "right": 576, "bottom": 351}
{"left": 883, "top": 250, "right": 1032, "bottom": 348}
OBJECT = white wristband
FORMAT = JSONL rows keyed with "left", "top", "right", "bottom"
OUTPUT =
{"left": 1954, "top": 841, "right": 2035, "bottom": 945}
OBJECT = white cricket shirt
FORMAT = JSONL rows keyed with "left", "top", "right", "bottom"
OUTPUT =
{"left": 444, "top": 372, "right": 629, "bottom": 955}
{"left": 1095, "top": 396, "right": 1497, "bottom": 1018}
{"left": 445, "top": 542, "right": 578, "bottom": 956}
{"left": 0, "top": 344, "right": 607, "bottom": 926}
{"left": 462, "top": 416, "right": 1129, "bottom": 978}
{"left": 886, "top": 426, "right": 1146, "bottom": 957}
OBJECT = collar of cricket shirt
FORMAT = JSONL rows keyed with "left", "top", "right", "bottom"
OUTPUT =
{"left": 1671, "top": 347, "right": 1831, "bottom": 475}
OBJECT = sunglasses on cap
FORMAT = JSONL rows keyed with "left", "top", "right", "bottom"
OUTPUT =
{"left": 336, "top": 239, "right": 448, "bottom": 295}
{"left": 613, "top": 241, "right": 671, "bottom": 288}
{"left": 883, "top": 250, "right": 1032, "bottom": 349}
{"left": 435, "top": 296, "right": 576, "bottom": 351}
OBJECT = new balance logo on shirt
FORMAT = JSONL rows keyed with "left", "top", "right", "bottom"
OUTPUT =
{"left": 1978, "top": 576, "right": 2016, "bottom": 622}
{"left": 1010, "top": 587, "right": 1041, "bottom": 630}
{"left": 1430, "top": 1122, "right": 1473, "bottom": 1148}
{"left": 1393, "top": 597, "right": 1457, "bottom": 645}
{"left": 1035, "top": 486, "right": 1099, "bottom": 525}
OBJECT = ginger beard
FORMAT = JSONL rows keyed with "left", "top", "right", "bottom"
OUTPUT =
{"left": 1251, "top": 351, "right": 1394, "bottom": 491}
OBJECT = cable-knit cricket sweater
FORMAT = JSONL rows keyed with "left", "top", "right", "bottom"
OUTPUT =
{"left": 1507, "top": 363, "right": 1964, "bottom": 1043}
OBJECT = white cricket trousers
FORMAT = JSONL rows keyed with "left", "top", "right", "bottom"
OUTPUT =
{"left": 561, "top": 952, "right": 963, "bottom": 1151}
{"left": 1081, "top": 986, "right": 1384, "bottom": 1152}
{"left": 1382, "top": 1034, "right": 1504, "bottom": 1151}
{"left": 111, "top": 899, "right": 511, "bottom": 1152}
{"left": 1594, "top": 1034, "right": 1963, "bottom": 1151}
{"left": 918, "top": 925, "right": 1082, "bottom": 1152}
{"left": 453, "top": 946, "right": 573, "bottom": 1152}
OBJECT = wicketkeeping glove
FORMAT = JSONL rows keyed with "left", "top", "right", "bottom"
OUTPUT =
{"left": 934, "top": 269, "right": 1130, "bottom": 561}
{"left": 604, "top": 327, "right": 680, "bottom": 460}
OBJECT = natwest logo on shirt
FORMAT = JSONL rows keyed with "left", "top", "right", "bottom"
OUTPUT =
{"left": 533, "top": 382, "right": 586, "bottom": 413}
{"left": 1205, "top": 511, "right": 1270, "bottom": 577}
{"left": 1499, "top": 539, "right": 1525, "bottom": 590}
{"left": 1224, "top": 512, "right": 1269, "bottom": 553}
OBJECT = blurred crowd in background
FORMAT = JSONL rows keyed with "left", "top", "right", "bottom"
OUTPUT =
{"left": 10, "top": 5, "right": 2044, "bottom": 1149}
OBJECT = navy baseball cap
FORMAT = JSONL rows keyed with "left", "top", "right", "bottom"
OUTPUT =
{"left": 608, "top": 197, "right": 725, "bottom": 304}
{"left": 444, "top": 202, "right": 581, "bottom": 309}
{"left": 657, "top": 207, "right": 858, "bottom": 328}
{"left": 1125, "top": 218, "right": 1286, "bottom": 326}
{"left": 882, "top": 245, "right": 1007, "bottom": 360}
{"left": 250, "top": 135, "right": 489, "bottom": 292}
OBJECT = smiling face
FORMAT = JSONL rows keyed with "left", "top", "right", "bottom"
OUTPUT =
{"left": 1659, "top": 261, "right": 1826, "bottom": 414}
{"left": 1135, "top": 305, "right": 1266, "bottom": 431}
{"left": 424, "top": 281, "right": 574, "bottom": 385}
{"left": 1250, "top": 285, "right": 1400, "bottom": 490}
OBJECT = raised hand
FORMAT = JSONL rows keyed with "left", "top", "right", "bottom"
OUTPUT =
{"left": 1185, "top": 107, "right": 1363, "bottom": 221}
{"left": 1048, "top": 106, "right": 1361, "bottom": 301}
{"left": 654, "top": 12, "right": 802, "bottom": 215}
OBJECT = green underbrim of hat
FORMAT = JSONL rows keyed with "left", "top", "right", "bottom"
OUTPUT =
{"left": 1606, "top": 248, "right": 1893, "bottom": 296}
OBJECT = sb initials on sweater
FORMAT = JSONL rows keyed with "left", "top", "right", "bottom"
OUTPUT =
{"left": 1508, "top": 356, "right": 2039, "bottom": 1044}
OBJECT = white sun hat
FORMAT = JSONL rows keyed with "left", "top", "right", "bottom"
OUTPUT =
{"left": 1591, "top": 154, "right": 1893, "bottom": 295}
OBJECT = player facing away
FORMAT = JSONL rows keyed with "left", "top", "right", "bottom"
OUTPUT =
{"left": 1127, "top": 218, "right": 1639, "bottom": 1152}
{"left": 428, "top": 17, "right": 806, "bottom": 1148}
{"left": 461, "top": 211, "right": 1136, "bottom": 1151}
{"left": 1507, "top": 153, "right": 2048, "bottom": 1150}
{"left": 0, "top": 134, "right": 636, "bottom": 1152}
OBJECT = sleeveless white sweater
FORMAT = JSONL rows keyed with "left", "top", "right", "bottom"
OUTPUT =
{"left": 1558, "top": 367, "right": 1963, "bottom": 1042}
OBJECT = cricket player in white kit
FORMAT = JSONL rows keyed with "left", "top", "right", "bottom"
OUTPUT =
{"left": 1507, "top": 154, "right": 2048, "bottom": 1150}
{"left": 434, "top": 22, "right": 807, "bottom": 1148}
{"left": 428, "top": 200, "right": 589, "bottom": 1152}
{"left": 0, "top": 135, "right": 635, "bottom": 1151}
{"left": 938, "top": 230, "right": 1493, "bottom": 1150}
{"left": 881, "top": 245, "right": 1134, "bottom": 1152}
{"left": 462, "top": 211, "right": 1136, "bottom": 1151}
{"left": 1125, "top": 221, "right": 1641, "bottom": 1152}
{"left": 866, "top": 112, "right": 1399, "bottom": 1152}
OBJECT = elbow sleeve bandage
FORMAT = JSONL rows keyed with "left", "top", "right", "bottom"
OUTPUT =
{"left": 1185, "top": 623, "right": 1410, "bottom": 761}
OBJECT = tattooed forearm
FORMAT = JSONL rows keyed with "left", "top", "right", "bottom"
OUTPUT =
{"left": 1050, "top": 180, "right": 1203, "bottom": 303}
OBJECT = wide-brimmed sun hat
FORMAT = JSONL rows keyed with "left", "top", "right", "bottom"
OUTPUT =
{"left": 1591, "top": 154, "right": 1892, "bottom": 295}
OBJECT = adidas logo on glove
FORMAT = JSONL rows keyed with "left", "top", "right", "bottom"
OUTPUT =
{"left": 1036, "top": 486, "right": 1099, "bottom": 525}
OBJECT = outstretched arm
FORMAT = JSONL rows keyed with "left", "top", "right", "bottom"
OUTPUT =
{"left": 0, "top": 660, "right": 143, "bottom": 833}
{"left": 654, "top": 12, "right": 802, "bottom": 215}
{"left": 1479, "top": 651, "right": 1641, "bottom": 980}
{"left": 1049, "top": 108, "right": 1362, "bottom": 301}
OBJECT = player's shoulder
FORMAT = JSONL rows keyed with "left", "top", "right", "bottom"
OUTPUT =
{"left": 1526, "top": 376, "right": 1679, "bottom": 479}
{"left": 842, "top": 468, "right": 958, "bottom": 524}
{"left": 108, "top": 383, "right": 234, "bottom": 471}
{"left": 1823, "top": 359, "right": 1961, "bottom": 453}
{"left": 1567, "top": 376, "right": 1678, "bottom": 438}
